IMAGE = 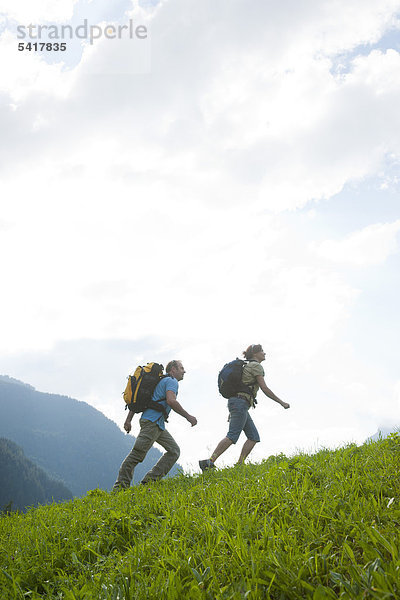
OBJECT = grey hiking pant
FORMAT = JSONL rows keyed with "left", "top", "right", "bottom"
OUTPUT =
{"left": 113, "top": 419, "right": 180, "bottom": 489}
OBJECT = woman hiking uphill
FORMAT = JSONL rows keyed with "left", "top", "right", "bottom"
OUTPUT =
{"left": 199, "top": 344, "right": 290, "bottom": 471}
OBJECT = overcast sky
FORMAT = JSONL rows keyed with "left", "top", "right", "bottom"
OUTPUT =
{"left": 1, "top": 0, "right": 399, "bottom": 473}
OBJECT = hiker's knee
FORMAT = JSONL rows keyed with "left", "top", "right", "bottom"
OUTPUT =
{"left": 127, "top": 444, "right": 147, "bottom": 464}
{"left": 170, "top": 444, "right": 180, "bottom": 461}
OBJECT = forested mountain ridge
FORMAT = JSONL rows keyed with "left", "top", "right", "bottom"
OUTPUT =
{"left": 0, "top": 375, "right": 179, "bottom": 496}
{"left": 0, "top": 438, "right": 73, "bottom": 512}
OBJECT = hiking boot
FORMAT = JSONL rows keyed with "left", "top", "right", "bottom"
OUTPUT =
{"left": 112, "top": 483, "right": 127, "bottom": 492}
{"left": 140, "top": 478, "right": 158, "bottom": 486}
{"left": 199, "top": 459, "right": 215, "bottom": 472}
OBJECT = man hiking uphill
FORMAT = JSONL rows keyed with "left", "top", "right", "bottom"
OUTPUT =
{"left": 113, "top": 360, "right": 197, "bottom": 489}
{"left": 199, "top": 344, "right": 290, "bottom": 471}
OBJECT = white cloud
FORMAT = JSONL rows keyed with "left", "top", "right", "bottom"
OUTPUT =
{"left": 312, "top": 220, "right": 400, "bottom": 266}
{"left": 0, "top": 31, "right": 74, "bottom": 102}
{"left": 0, "top": 175, "right": 358, "bottom": 360}
{"left": 0, "top": 0, "right": 79, "bottom": 23}
{"left": 1, "top": 2, "right": 400, "bottom": 213}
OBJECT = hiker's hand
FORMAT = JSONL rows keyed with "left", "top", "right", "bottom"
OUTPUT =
{"left": 282, "top": 402, "right": 290, "bottom": 410}
{"left": 187, "top": 415, "right": 197, "bottom": 427}
{"left": 124, "top": 420, "right": 132, "bottom": 433}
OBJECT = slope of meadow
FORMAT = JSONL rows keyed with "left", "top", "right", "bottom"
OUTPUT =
{"left": 1, "top": 434, "right": 399, "bottom": 599}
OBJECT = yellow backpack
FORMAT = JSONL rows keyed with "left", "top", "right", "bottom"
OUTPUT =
{"left": 123, "top": 362, "right": 168, "bottom": 419}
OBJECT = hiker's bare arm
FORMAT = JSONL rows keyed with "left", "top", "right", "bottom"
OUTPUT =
{"left": 166, "top": 390, "right": 197, "bottom": 426}
{"left": 124, "top": 410, "right": 134, "bottom": 433}
{"left": 256, "top": 376, "right": 290, "bottom": 409}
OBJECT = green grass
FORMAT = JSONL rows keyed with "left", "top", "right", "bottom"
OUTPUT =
{"left": 1, "top": 434, "right": 399, "bottom": 599}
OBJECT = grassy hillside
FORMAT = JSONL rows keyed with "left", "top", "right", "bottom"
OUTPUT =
{"left": 0, "top": 434, "right": 399, "bottom": 599}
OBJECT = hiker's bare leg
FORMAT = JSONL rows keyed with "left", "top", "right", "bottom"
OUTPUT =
{"left": 210, "top": 437, "right": 233, "bottom": 463}
{"left": 236, "top": 439, "right": 257, "bottom": 464}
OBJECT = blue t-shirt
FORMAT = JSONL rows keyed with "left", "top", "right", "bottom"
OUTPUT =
{"left": 141, "top": 376, "right": 178, "bottom": 430}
